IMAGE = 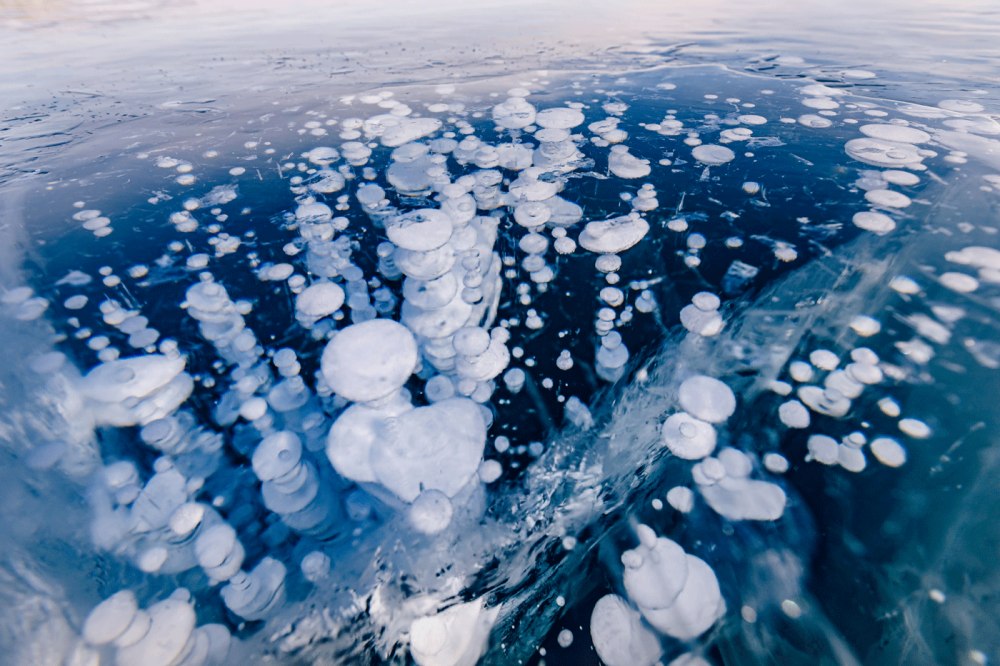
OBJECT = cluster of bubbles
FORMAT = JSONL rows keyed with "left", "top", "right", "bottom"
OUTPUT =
{"left": 2, "top": 65, "right": 1000, "bottom": 666}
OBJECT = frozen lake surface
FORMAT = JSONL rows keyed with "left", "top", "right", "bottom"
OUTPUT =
{"left": 1, "top": 2, "right": 999, "bottom": 666}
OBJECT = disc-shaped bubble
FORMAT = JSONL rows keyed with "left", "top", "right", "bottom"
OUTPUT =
{"left": 320, "top": 320, "right": 418, "bottom": 403}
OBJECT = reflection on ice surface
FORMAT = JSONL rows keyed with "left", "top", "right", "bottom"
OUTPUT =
{"left": 0, "top": 58, "right": 999, "bottom": 666}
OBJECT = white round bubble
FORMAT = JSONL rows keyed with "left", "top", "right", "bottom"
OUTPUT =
{"left": 853, "top": 211, "right": 896, "bottom": 234}
{"left": 799, "top": 114, "right": 833, "bottom": 128}
{"left": 661, "top": 412, "right": 717, "bottom": 460}
{"left": 320, "top": 320, "right": 418, "bottom": 403}
{"left": 535, "top": 107, "right": 585, "bottom": 129}
{"left": 386, "top": 209, "right": 453, "bottom": 252}
{"left": 938, "top": 99, "right": 985, "bottom": 113}
{"left": 859, "top": 124, "right": 931, "bottom": 144}
{"left": 809, "top": 349, "right": 839, "bottom": 370}
{"left": 677, "top": 375, "right": 736, "bottom": 423}
{"left": 899, "top": 418, "right": 931, "bottom": 439}
{"left": 883, "top": 170, "right": 920, "bottom": 186}
{"left": 806, "top": 435, "right": 839, "bottom": 465}
{"left": 763, "top": 453, "right": 790, "bottom": 473}
{"left": 940, "top": 272, "right": 979, "bottom": 293}
{"left": 691, "top": 144, "right": 735, "bottom": 165}
{"left": 83, "top": 590, "right": 139, "bottom": 645}
{"left": 850, "top": 315, "right": 881, "bottom": 337}
{"left": 845, "top": 137, "right": 923, "bottom": 168}
{"left": 870, "top": 437, "right": 907, "bottom": 467}
{"left": 778, "top": 400, "right": 810, "bottom": 428}
{"left": 590, "top": 594, "right": 663, "bottom": 666}
{"left": 578, "top": 214, "right": 650, "bottom": 254}
{"left": 666, "top": 486, "right": 695, "bottom": 513}
{"left": 64, "top": 294, "right": 88, "bottom": 309}
{"left": 692, "top": 292, "right": 720, "bottom": 311}
{"left": 409, "top": 489, "right": 454, "bottom": 534}
{"left": 296, "top": 282, "right": 345, "bottom": 317}
{"left": 865, "top": 189, "right": 911, "bottom": 208}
